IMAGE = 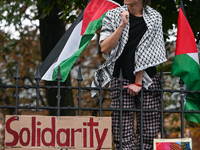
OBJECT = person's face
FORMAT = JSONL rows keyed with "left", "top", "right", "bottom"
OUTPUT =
{"left": 124, "top": 0, "right": 142, "bottom": 5}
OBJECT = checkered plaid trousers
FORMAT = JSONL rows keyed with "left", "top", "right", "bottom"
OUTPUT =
{"left": 110, "top": 74, "right": 161, "bottom": 150}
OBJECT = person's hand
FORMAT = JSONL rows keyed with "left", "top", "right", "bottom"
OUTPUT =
{"left": 123, "top": 84, "right": 142, "bottom": 96}
{"left": 120, "top": 11, "right": 129, "bottom": 27}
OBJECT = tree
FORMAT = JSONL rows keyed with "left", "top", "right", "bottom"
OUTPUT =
{"left": 37, "top": 1, "right": 76, "bottom": 116}
{"left": 0, "top": 0, "right": 87, "bottom": 115}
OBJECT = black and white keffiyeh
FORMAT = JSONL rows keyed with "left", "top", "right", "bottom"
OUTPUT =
{"left": 91, "top": 5, "right": 167, "bottom": 97}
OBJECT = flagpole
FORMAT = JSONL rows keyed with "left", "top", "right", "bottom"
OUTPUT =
{"left": 179, "top": 79, "right": 185, "bottom": 138}
{"left": 180, "top": 0, "right": 187, "bottom": 20}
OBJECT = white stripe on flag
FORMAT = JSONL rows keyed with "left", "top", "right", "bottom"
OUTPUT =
{"left": 42, "top": 21, "right": 83, "bottom": 80}
{"left": 187, "top": 53, "right": 199, "bottom": 65}
{"left": 42, "top": 62, "right": 56, "bottom": 80}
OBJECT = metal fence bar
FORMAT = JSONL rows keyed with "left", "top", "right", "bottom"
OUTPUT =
{"left": 119, "top": 68, "right": 124, "bottom": 150}
{"left": 1, "top": 104, "right": 199, "bottom": 114}
{"left": 13, "top": 65, "right": 20, "bottom": 115}
{"left": 34, "top": 66, "right": 41, "bottom": 112}
{"left": 179, "top": 79, "right": 185, "bottom": 138}
{"left": 97, "top": 70, "right": 103, "bottom": 117}
{"left": 140, "top": 87, "right": 144, "bottom": 150}
{"left": 77, "top": 67, "right": 83, "bottom": 116}
{"left": 56, "top": 66, "right": 62, "bottom": 116}
{"left": 160, "top": 70, "right": 165, "bottom": 138}
{"left": 2, "top": 84, "right": 200, "bottom": 94}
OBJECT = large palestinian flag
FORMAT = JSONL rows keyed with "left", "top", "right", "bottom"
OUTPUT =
{"left": 171, "top": 0, "right": 200, "bottom": 124}
{"left": 39, "top": 0, "right": 119, "bottom": 81}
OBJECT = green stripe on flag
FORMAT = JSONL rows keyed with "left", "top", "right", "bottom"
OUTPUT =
{"left": 52, "top": 12, "right": 107, "bottom": 82}
{"left": 185, "top": 93, "right": 200, "bottom": 124}
{"left": 172, "top": 54, "right": 200, "bottom": 90}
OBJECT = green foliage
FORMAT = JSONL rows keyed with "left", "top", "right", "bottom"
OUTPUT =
{"left": 0, "top": 0, "right": 88, "bottom": 30}
{"left": 180, "top": 0, "right": 200, "bottom": 43}
{"left": 0, "top": 0, "right": 35, "bottom": 30}
{"left": 150, "top": 0, "right": 178, "bottom": 40}
{"left": 58, "top": 0, "right": 88, "bottom": 22}
{"left": 1, "top": 0, "right": 200, "bottom": 43}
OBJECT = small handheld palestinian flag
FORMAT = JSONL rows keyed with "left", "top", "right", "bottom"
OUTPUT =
{"left": 171, "top": 0, "right": 200, "bottom": 124}
{"left": 39, "top": 0, "right": 119, "bottom": 82}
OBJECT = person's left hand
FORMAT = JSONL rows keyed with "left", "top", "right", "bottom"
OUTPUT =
{"left": 123, "top": 84, "right": 142, "bottom": 96}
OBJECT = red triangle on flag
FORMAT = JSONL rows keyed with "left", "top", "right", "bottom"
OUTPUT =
{"left": 175, "top": 6, "right": 197, "bottom": 55}
{"left": 81, "top": 0, "right": 118, "bottom": 36}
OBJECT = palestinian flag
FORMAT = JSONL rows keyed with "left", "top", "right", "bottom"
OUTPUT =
{"left": 171, "top": 0, "right": 200, "bottom": 124}
{"left": 39, "top": 0, "right": 119, "bottom": 81}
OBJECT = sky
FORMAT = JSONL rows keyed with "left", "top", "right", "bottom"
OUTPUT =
{"left": 0, "top": 5, "right": 39, "bottom": 39}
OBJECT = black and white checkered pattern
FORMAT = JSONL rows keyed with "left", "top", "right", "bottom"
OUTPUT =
{"left": 135, "top": 10, "right": 166, "bottom": 73}
{"left": 91, "top": 5, "right": 167, "bottom": 97}
{"left": 111, "top": 74, "right": 161, "bottom": 150}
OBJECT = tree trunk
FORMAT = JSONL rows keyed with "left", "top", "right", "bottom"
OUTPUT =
{"left": 38, "top": 3, "right": 75, "bottom": 116}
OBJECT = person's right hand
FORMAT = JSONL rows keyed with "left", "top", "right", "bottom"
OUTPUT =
{"left": 120, "top": 11, "right": 129, "bottom": 27}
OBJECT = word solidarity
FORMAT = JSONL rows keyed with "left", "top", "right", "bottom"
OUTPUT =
{"left": 5, "top": 116, "right": 112, "bottom": 149}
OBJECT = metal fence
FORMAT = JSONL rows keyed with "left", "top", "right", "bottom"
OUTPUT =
{"left": 1, "top": 65, "right": 200, "bottom": 150}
